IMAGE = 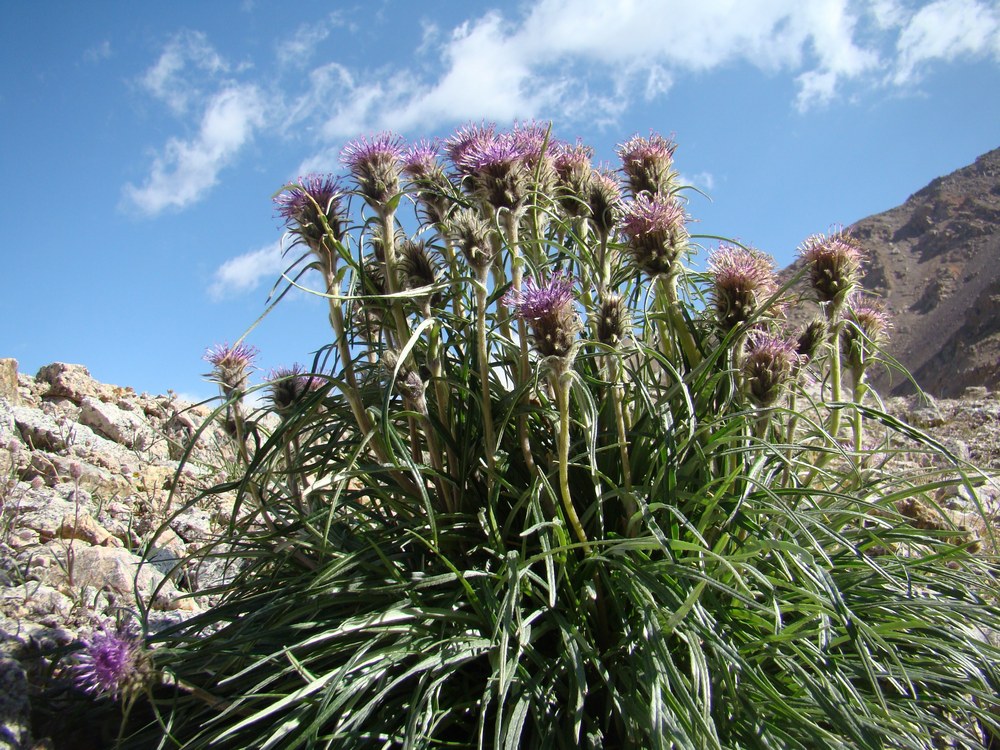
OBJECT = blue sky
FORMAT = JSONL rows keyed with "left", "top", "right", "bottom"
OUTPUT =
{"left": 2, "top": 1, "right": 998, "bottom": 402}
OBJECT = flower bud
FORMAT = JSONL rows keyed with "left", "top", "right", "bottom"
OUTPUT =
{"left": 596, "top": 293, "right": 630, "bottom": 348}
{"left": 842, "top": 298, "right": 892, "bottom": 371}
{"left": 798, "top": 229, "right": 864, "bottom": 309}
{"left": 708, "top": 244, "right": 778, "bottom": 331}
{"left": 587, "top": 169, "right": 623, "bottom": 238}
{"left": 505, "top": 274, "right": 582, "bottom": 364}
{"left": 447, "top": 208, "right": 497, "bottom": 272}
{"left": 620, "top": 194, "right": 688, "bottom": 278}
{"left": 796, "top": 318, "right": 828, "bottom": 362}
{"left": 743, "top": 332, "right": 798, "bottom": 407}
{"left": 341, "top": 132, "right": 404, "bottom": 209}
{"left": 617, "top": 132, "right": 678, "bottom": 197}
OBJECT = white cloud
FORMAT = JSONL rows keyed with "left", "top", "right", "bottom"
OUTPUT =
{"left": 84, "top": 40, "right": 112, "bottom": 64}
{"left": 141, "top": 30, "right": 228, "bottom": 114}
{"left": 209, "top": 241, "right": 286, "bottom": 300}
{"left": 127, "top": 2, "right": 1000, "bottom": 224}
{"left": 892, "top": 0, "right": 1000, "bottom": 84}
{"left": 355, "top": 0, "right": 888, "bottom": 132}
{"left": 277, "top": 19, "right": 337, "bottom": 68}
{"left": 125, "top": 85, "right": 265, "bottom": 215}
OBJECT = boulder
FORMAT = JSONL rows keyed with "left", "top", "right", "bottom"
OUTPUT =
{"left": 79, "top": 396, "right": 167, "bottom": 459}
{"left": 34, "top": 363, "right": 107, "bottom": 404}
{"left": 0, "top": 359, "right": 18, "bottom": 407}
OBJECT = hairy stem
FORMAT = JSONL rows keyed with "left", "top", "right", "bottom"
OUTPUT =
{"left": 554, "top": 372, "right": 590, "bottom": 555}
{"left": 475, "top": 271, "right": 497, "bottom": 480}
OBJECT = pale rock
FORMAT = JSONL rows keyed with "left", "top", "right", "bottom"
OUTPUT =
{"left": 56, "top": 512, "right": 121, "bottom": 548}
{"left": 11, "top": 406, "right": 76, "bottom": 453}
{"left": 13, "top": 485, "right": 92, "bottom": 542}
{"left": 79, "top": 395, "right": 167, "bottom": 459}
{"left": 1, "top": 584, "right": 75, "bottom": 624}
{"left": 0, "top": 408, "right": 17, "bottom": 452}
{"left": 40, "top": 396, "right": 81, "bottom": 421}
{"left": 0, "top": 358, "right": 18, "bottom": 407}
{"left": 34, "top": 362, "right": 110, "bottom": 404}
{"left": 27, "top": 451, "right": 128, "bottom": 495}
{"left": 61, "top": 545, "right": 183, "bottom": 611}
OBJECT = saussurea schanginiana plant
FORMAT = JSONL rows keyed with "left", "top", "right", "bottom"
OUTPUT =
{"left": 139, "top": 124, "right": 999, "bottom": 749}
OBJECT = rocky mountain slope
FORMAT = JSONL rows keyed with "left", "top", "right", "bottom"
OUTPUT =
{"left": 0, "top": 359, "right": 235, "bottom": 749}
{"left": 785, "top": 147, "right": 1000, "bottom": 397}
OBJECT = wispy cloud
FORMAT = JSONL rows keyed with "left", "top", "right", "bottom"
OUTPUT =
{"left": 891, "top": 0, "right": 1000, "bottom": 84}
{"left": 124, "top": 85, "right": 265, "bottom": 215}
{"left": 84, "top": 40, "right": 112, "bottom": 64}
{"left": 208, "top": 241, "right": 287, "bottom": 300}
{"left": 277, "top": 18, "right": 338, "bottom": 68}
{"left": 140, "top": 30, "right": 228, "bottom": 115}
{"left": 128, "top": 0, "right": 999, "bottom": 224}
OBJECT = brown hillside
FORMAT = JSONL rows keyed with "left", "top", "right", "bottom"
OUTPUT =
{"left": 783, "top": 148, "right": 1000, "bottom": 397}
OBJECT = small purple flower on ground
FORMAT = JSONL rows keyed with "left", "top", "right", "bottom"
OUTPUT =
{"left": 505, "top": 274, "right": 582, "bottom": 361}
{"left": 74, "top": 625, "right": 145, "bottom": 699}
{"left": 341, "top": 132, "right": 405, "bottom": 208}
{"left": 620, "top": 193, "right": 688, "bottom": 277}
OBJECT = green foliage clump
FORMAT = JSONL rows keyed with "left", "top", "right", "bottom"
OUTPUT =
{"left": 140, "top": 125, "right": 998, "bottom": 749}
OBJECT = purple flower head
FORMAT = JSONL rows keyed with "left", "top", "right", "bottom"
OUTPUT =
{"left": 401, "top": 140, "right": 442, "bottom": 180}
{"left": 708, "top": 244, "right": 779, "bottom": 330}
{"left": 554, "top": 141, "right": 595, "bottom": 218}
{"left": 447, "top": 207, "right": 497, "bottom": 272}
{"left": 588, "top": 168, "right": 623, "bottom": 237}
{"left": 620, "top": 193, "right": 689, "bottom": 277}
{"left": 402, "top": 140, "right": 452, "bottom": 226}
{"left": 204, "top": 341, "right": 258, "bottom": 396}
{"left": 459, "top": 131, "right": 531, "bottom": 213}
{"left": 267, "top": 364, "right": 324, "bottom": 414}
{"left": 341, "top": 132, "right": 405, "bottom": 207}
{"left": 843, "top": 296, "right": 892, "bottom": 369}
{"left": 617, "top": 132, "right": 678, "bottom": 197}
{"left": 274, "top": 174, "right": 346, "bottom": 254}
{"left": 511, "top": 121, "right": 552, "bottom": 159}
{"left": 444, "top": 122, "right": 497, "bottom": 175}
{"left": 743, "top": 331, "right": 799, "bottom": 407}
{"left": 74, "top": 625, "right": 146, "bottom": 699}
{"left": 797, "top": 228, "right": 865, "bottom": 308}
{"left": 504, "top": 273, "right": 582, "bottom": 361}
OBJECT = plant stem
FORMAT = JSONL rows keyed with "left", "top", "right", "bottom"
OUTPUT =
{"left": 658, "top": 274, "right": 701, "bottom": 368}
{"left": 504, "top": 211, "right": 539, "bottom": 477}
{"left": 475, "top": 271, "right": 496, "bottom": 480}
{"left": 378, "top": 206, "right": 412, "bottom": 355}
{"left": 554, "top": 372, "right": 590, "bottom": 555}
{"left": 852, "top": 365, "right": 868, "bottom": 454}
